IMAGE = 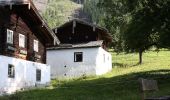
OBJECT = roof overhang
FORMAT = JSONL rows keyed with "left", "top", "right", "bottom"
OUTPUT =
{"left": 47, "top": 41, "right": 103, "bottom": 50}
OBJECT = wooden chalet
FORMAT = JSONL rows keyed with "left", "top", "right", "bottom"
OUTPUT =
{"left": 0, "top": 0, "right": 60, "bottom": 94}
{"left": 53, "top": 19, "right": 112, "bottom": 50}
{"left": 0, "top": 0, "right": 59, "bottom": 63}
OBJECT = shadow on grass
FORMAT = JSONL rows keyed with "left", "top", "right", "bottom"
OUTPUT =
{"left": 112, "top": 62, "right": 140, "bottom": 68}
{"left": 112, "top": 62, "right": 128, "bottom": 68}
{"left": 1, "top": 70, "right": 170, "bottom": 100}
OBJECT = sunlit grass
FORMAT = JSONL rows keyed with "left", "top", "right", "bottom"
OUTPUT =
{"left": 1, "top": 50, "right": 170, "bottom": 100}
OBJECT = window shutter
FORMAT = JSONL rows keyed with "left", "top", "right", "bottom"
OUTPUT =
{"left": 7, "top": 29, "right": 10, "bottom": 43}
{"left": 34, "top": 40, "right": 38, "bottom": 52}
{"left": 19, "top": 34, "right": 25, "bottom": 48}
{"left": 11, "top": 30, "right": 13, "bottom": 44}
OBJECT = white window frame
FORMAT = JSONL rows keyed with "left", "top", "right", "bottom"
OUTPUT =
{"left": 7, "top": 29, "right": 13, "bottom": 44}
{"left": 19, "top": 34, "right": 25, "bottom": 48}
{"left": 34, "top": 40, "right": 39, "bottom": 52}
{"left": 74, "top": 52, "right": 83, "bottom": 62}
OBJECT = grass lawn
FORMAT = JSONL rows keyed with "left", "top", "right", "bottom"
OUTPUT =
{"left": 1, "top": 50, "right": 170, "bottom": 100}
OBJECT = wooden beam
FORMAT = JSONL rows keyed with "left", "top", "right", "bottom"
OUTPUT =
{"left": 93, "top": 26, "right": 96, "bottom": 32}
{"left": 42, "top": 21, "right": 45, "bottom": 27}
{"left": 28, "top": 3, "right": 31, "bottom": 10}
{"left": 55, "top": 28, "right": 57, "bottom": 33}
{"left": 54, "top": 38, "right": 56, "bottom": 45}
{"left": 72, "top": 20, "right": 76, "bottom": 34}
{"left": 10, "top": 4, "right": 12, "bottom": 10}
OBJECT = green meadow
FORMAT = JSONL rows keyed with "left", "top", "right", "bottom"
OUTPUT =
{"left": 1, "top": 50, "right": 170, "bottom": 100}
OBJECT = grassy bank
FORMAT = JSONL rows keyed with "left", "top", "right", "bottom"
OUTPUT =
{"left": 1, "top": 50, "right": 170, "bottom": 100}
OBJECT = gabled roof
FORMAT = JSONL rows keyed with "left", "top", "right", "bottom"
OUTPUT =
{"left": 47, "top": 40, "right": 103, "bottom": 50}
{"left": 0, "top": 0, "right": 60, "bottom": 45}
{"left": 53, "top": 19, "right": 112, "bottom": 43}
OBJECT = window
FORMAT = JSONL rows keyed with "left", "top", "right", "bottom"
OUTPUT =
{"left": 19, "top": 34, "right": 25, "bottom": 48}
{"left": 7, "top": 29, "right": 13, "bottom": 44}
{"left": 108, "top": 56, "right": 110, "bottom": 61}
{"left": 36, "top": 69, "right": 41, "bottom": 81}
{"left": 103, "top": 54, "right": 105, "bottom": 63}
{"left": 74, "top": 52, "right": 83, "bottom": 62}
{"left": 8, "top": 64, "right": 15, "bottom": 78}
{"left": 34, "top": 40, "right": 38, "bottom": 52}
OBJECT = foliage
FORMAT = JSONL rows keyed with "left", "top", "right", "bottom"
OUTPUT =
{"left": 97, "top": 0, "right": 131, "bottom": 52}
{"left": 83, "top": 0, "right": 105, "bottom": 26}
{"left": 1, "top": 50, "right": 170, "bottom": 100}
{"left": 41, "top": 0, "right": 170, "bottom": 63}
{"left": 42, "top": 0, "right": 82, "bottom": 28}
{"left": 98, "top": 0, "right": 170, "bottom": 63}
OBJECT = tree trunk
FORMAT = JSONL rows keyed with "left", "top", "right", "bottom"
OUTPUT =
{"left": 139, "top": 50, "right": 143, "bottom": 64}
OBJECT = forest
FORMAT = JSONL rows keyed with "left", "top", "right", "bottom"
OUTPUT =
{"left": 41, "top": 0, "right": 170, "bottom": 64}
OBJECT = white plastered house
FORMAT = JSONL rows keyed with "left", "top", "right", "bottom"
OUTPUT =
{"left": 47, "top": 19, "right": 112, "bottom": 79}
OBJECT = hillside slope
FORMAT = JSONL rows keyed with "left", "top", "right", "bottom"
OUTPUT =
{"left": 33, "top": 0, "right": 92, "bottom": 28}
{"left": 41, "top": 0, "right": 82, "bottom": 28}
{"left": 33, "top": 0, "right": 48, "bottom": 13}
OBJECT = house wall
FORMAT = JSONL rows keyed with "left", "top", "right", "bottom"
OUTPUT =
{"left": 96, "top": 47, "right": 112, "bottom": 75}
{"left": 47, "top": 47, "right": 112, "bottom": 79}
{"left": 47, "top": 48, "right": 98, "bottom": 79}
{"left": 0, "top": 55, "right": 50, "bottom": 95}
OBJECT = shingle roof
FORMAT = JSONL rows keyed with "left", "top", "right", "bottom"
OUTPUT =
{"left": 47, "top": 41, "right": 103, "bottom": 50}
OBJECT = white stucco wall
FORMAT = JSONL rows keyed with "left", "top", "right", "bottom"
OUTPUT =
{"left": 47, "top": 47, "right": 112, "bottom": 79}
{"left": 0, "top": 55, "right": 50, "bottom": 95}
{"left": 96, "top": 47, "right": 112, "bottom": 75}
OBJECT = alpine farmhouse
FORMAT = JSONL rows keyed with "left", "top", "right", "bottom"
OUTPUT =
{"left": 47, "top": 19, "right": 112, "bottom": 79}
{"left": 0, "top": 0, "right": 59, "bottom": 94}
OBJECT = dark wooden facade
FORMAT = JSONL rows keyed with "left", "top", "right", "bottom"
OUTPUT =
{"left": 0, "top": 1, "right": 58, "bottom": 64}
{"left": 53, "top": 19, "right": 112, "bottom": 50}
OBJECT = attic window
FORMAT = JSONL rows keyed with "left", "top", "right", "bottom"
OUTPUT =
{"left": 74, "top": 52, "right": 83, "bottom": 62}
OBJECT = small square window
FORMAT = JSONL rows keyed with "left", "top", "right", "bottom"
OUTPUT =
{"left": 36, "top": 69, "right": 41, "bottom": 81}
{"left": 7, "top": 29, "right": 13, "bottom": 44}
{"left": 74, "top": 52, "right": 83, "bottom": 62}
{"left": 8, "top": 64, "right": 15, "bottom": 78}
{"left": 34, "top": 40, "right": 38, "bottom": 52}
{"left": 19, "top": 34, "right": 26, "bottom": 48}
